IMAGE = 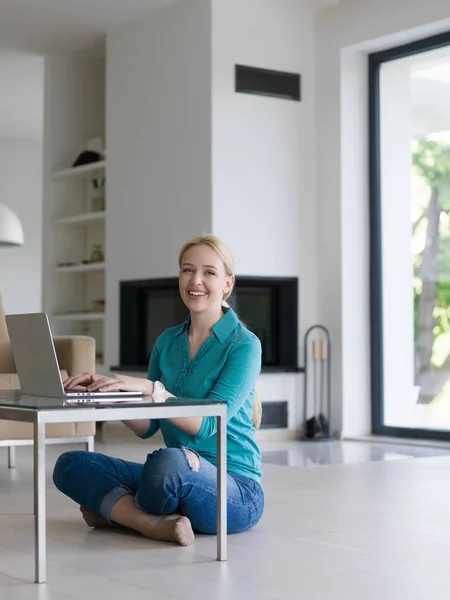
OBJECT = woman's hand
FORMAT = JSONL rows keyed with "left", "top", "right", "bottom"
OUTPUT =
{"left": 63, "top": 372, "right": 154, "bottom": 396}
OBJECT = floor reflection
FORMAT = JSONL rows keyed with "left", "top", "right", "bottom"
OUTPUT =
{"left": 260, "top": 440, "right": 450, "bottom": 467}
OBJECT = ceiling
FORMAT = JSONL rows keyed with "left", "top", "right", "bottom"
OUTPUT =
{"left": 0, "top": 1, "right": 448, "bottom": 144}
{"left": 0, "top": 0, "right": 338, "bottom": 142}
{"left": 0, "top": 0, "right": 184, "bottom": 56}
{"left": 0, "top": 0, "right": 340, "bottom": 55}
{"left": 0, "top": 0, "right": 183, "bottom": 142}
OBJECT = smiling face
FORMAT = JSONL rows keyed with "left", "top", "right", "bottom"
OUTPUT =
{"left": 179, "top": 244, "right": 234, "bottom": 316}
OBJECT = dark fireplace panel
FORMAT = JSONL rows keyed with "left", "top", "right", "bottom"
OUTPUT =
{"left": 119, "top": 276, "right": 298, "bottom": 372}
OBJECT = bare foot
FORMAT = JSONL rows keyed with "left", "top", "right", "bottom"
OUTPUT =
{"left": 139, "top": 514, "right": 195, "bottom": 546}
{"left": 108, "top": 495, "right": 195, "bottom": 546}
{"left": 80, "top": 506, "right": 117, "bottom": 528}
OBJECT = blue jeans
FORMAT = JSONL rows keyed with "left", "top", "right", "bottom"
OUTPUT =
{"left": 53, "top": 447, "right": 264, "bottom": 534}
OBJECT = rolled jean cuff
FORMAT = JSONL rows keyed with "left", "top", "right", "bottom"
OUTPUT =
{"left": 99, "top": 486, "right": 133, "bottom": 522}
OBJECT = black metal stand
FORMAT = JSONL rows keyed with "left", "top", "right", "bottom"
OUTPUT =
{"left": 302, "top": 324, "right": 333, "bottom": 441}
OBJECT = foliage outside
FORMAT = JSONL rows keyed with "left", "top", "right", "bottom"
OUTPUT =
{"left": 412, "top": 138, "right": 450, "bottom": 405}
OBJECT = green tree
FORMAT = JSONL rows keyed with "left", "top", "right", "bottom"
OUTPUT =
{"left": 413, "top": 139, "right": 450, "bottom": 403}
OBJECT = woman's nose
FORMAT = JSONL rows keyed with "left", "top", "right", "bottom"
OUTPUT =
{"left": 192, "top": 271, "right": 203, "bottom": 285}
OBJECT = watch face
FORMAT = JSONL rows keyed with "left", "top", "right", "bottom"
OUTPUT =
{"left": 152, "top": 381, "right": 166, "bottom": 403}
{"left": 154, "top": 381, "right": 165, "bottom": 395}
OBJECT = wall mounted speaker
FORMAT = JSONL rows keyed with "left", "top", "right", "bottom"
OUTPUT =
{"left": 235, "top": 65, "right": 301, "bottom": 101}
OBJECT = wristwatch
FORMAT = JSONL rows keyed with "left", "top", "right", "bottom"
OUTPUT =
{"left": 152, "top": 380, "right": 166, "bottom": 403}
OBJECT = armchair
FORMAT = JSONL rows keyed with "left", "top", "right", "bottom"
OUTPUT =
{"left": 0, "top": 295, "right": 96, "bottom": 467}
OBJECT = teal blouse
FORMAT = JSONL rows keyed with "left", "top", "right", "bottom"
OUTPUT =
{"left": 142, "top": 307, "right": 263, "bottom": 483}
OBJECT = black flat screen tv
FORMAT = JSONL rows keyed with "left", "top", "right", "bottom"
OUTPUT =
{"left": 119, "top": 276, "right": 298, "bottom": 372}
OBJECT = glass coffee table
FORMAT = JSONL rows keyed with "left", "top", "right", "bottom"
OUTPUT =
{"left": 0, "top": 391, "right": 227, "bottom": 583}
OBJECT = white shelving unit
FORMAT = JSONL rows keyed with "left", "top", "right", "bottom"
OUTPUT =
{"left": 49, "top": 161, "right": 106, "bottom": 365}
{"left": 42, "top": 57, "right": 106, "bottom": 368}
{"left": 49, "top": 160, "right": 106, "bottom": 366}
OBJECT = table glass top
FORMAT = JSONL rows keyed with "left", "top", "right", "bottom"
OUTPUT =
{"left": 0, "top": 391, "right": 224, "bottom": 411}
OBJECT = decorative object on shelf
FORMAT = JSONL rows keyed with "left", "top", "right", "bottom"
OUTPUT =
{"left": 91, "top": 298, "right": 105, "bottom": 313}
{"left": 302, "top": 325, "right": 332, "bottom": 441}
{"left": 90, "top": 177, "right": 105, "bottom": 212}
{"left": 72, "top": 150, "right": 103, "bottom": 167}
{"left": 0, "top": 204, "right": 24, "bottom": 247}
{"left": 90, "top": 244, "right": 104, "bottom": 263}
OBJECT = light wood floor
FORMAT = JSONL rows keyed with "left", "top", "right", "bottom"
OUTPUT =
{"left": 1, "top": 436, "right": 450, "bottom": 600}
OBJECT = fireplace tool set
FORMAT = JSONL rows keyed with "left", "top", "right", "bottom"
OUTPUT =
{"left": 302, "top": 324, "right": 332, "bottom": 440}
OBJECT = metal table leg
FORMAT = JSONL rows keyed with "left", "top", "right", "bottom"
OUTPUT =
{"left": 34, "top": 416, "right": 46, "bottom": 583}
{"left": 216, "top": 409, "right": 227, "bottom": 561}
{"left": 8, "top": 446, "right": 16, "bottom": 469}
{"left": 86, "top": 436, "right": 95, "bottom": 452}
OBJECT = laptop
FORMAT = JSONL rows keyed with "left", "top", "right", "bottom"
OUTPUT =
{"left": 5, "top": 313, "right": 142, "bottom": 402}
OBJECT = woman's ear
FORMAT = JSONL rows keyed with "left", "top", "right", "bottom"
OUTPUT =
{"left": 224, "top": 275, "right": 235, "bottom": 295}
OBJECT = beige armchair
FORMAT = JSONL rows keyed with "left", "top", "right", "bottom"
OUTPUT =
{"left": 0, "top": 296, "right": 96, "bottom": 467}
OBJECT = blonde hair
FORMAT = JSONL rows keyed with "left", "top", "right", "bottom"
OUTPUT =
{"left": 178, "top": 235, "right": 235, "bottom": 305}
{"left": 252, "top": 387, "right": 262, "bottom": 429}
{"left": 178, "top": 234, "right": 262, "bottom": 428}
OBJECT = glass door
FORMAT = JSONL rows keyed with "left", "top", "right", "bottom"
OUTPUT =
{"left": 370, "top": 33, "right": 450, "bottom": 438}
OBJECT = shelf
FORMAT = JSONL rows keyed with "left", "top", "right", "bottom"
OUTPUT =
{"left": 52, "top": 160, "right": 106, "bottom": 179}
{"left": 51, "top": 312, "right": 105, "bottom": 321}
{"left": 52, "top": 211, "right": 106, "bottom": 226}
{"left": 54, "top": 262, "right": 105, "bottom": 273}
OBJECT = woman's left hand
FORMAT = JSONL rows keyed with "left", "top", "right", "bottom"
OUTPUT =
{"left": 84, "top": 374, "right": 154, "bottom": 395}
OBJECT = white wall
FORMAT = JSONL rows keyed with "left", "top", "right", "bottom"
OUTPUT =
{"left": 316, "top": 0, "right": 450, "bottom": 436}
{"left": 211, "top": 0, "right": 317, "bottom": 430}
{"left": 212, "top": 0, "right": 317, "bottom": 314}
{"left": 105, "top": 0, "right": 212, "bottom": 367}
{"left": 103, "top": 0, "right": 317, "bottom": 431}
{"left": 0, "top": 142, "right": 43, "bottom": 314}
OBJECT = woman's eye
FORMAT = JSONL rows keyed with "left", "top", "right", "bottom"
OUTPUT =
{"left": 205, "top": 271, "right": 216, "bottom": 276}
{"left": 182, "top": 268, "right": 193, "bottom": 273}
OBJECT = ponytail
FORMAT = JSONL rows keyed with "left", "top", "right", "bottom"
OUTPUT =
{"left": 252, "top": 385, "right": 262, "bottom": 429}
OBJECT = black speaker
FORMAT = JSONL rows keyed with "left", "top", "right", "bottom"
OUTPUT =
{"left": 235, "top": 65, "right": 301, "bottom": 101}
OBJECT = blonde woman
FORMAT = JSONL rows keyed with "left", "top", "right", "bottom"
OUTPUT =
{"left": 53, "top": 235, "right": 264, "bottom": 546}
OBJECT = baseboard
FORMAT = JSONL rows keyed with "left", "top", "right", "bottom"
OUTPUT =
{"left": 344, "top": 434, "right": 450, "bottom": 450}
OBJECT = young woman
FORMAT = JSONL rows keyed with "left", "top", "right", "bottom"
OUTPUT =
{"left": 53, "top": 235, "right": 264, "bottom": 546}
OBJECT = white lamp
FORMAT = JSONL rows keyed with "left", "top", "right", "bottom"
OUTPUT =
{"left": 0, "top": 204, "right": 24, "bottom": 247}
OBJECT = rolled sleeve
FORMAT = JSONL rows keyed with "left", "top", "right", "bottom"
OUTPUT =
{"left": 140, "top": 420, "right": 161, "bottom": 440}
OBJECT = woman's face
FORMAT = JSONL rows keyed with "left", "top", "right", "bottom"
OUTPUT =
{"left": 179, "top": 244, "right": 234, "bottom": 315}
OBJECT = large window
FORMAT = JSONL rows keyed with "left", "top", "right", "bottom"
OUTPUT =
{"left": 370, "top": 32, "right": 450, "bottom": 439}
